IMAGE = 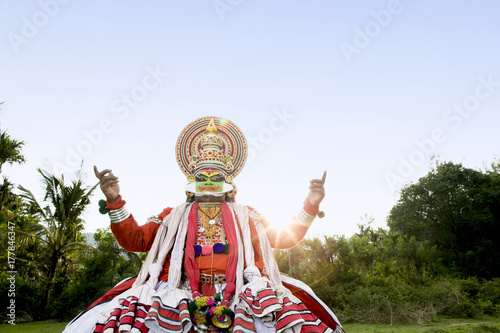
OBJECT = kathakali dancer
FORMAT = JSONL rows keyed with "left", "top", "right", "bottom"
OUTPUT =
{"left": 64, "top": 117, "right": 345, "bottom": 333}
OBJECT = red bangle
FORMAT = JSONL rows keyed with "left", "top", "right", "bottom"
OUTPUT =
{"left": 106, "top": 195, "right": 126, "bottom": 210}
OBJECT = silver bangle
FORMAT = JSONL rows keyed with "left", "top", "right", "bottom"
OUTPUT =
{"left": 109, "top": 206, "right": 130, "bottom": 224}
{"left": 294, "top": 208, "right": 315, "bottom": 227}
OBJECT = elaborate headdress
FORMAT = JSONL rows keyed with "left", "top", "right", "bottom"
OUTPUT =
{"left": 176, "top": 117, "right": 247, "bottom": 195}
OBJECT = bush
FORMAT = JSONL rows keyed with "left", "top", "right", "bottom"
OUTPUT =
{"left": 322, "top": 277, "right": 500, "bottom": 325}
{"left": 477, "top": 278, "right": 500, "bottom": 312}
{"left": 0, "top": 272, "right": 43, "bottom": 322}
{"left": 334, "top": 284, "right": 440, "bottom": 325}
{"left": 439, "top": 277, "right": 500, "bottom": 318}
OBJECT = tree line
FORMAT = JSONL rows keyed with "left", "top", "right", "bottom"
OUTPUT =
{"left": 275, "top": 160, "right": 500, "bottom": 324}
{"left": 1, "top": 124, "right": 499, "bottom": 324}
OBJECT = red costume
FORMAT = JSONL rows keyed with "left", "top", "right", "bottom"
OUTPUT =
{"left": 63, "top": 117, "right": 345, "bottom": 333}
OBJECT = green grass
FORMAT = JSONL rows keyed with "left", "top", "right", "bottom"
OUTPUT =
{"left": 1, "top": 318, "right": 500, "bottom": 333}
{"left": 343, "top": 318, "right": 500, "bottom": 333}
{"left": 0, "top": 321, "right": 69, "bottom": 333}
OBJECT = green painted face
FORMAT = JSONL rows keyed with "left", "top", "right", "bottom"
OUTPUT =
{"left": 195, "top": 171, "right": 225, "bottom": 193}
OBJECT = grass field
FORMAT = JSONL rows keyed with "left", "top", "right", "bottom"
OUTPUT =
{"left": 1, "top": 318, "right": 499, "bottom": 332}
{"left": 0, "top": 321, "right": 68, "bottom": 333}
{"left": 342, "top": 318, "right": 500, "bottom": 332}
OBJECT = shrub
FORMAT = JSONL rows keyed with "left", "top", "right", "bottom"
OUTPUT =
{"left": 0, "top": 272, "right": 43, "bottom": 322}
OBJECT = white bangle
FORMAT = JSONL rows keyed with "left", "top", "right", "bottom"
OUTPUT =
{"left": 109, "top": 206, "right": 130, "bottom": 224}
{"left": 294, "top": 208, "right": 315, "bottom": 227}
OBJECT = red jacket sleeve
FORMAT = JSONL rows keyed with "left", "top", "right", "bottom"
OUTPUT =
{"left": 260, "top": 214, "right": 309, "bottom": 249}
{"left": 248, "top": 204, "right": 312, "bottom": 250}
{"left": 110, "top": 207, "right": 173, "bottom": 252}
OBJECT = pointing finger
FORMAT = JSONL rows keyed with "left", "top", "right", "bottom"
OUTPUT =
{"left": 94, "top": 165, "right": 100, "bottom": 179}
{"left": 309, "top": 171, "right": 327, "bottom": 185}
{"left": 96, "top": 168, "right": 113, "bottom": 180}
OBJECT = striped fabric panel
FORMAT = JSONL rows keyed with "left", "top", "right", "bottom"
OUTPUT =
{"left": 93, "top": 297, "right": 150, "bottom": 333}
{"left": 281, "top": 279, "right": 340, "bottom": 331}
{"left": 233, "top": 308, "right": 257, "bottom": 333}
{"left": 238, "top": 284, "right": 282, "bottom": 316}
{"left": 93, "top": 307, "right": 119, "bottom": 333}
{"left": 119, "top": 298, "right": 150, "bottom": 333}
{"left": 144, "top": 298, "right": 191, "bottom": 333}
{"left": 300, "top": 318, "right": 334, "bottom": 333}
{"left": 178, "top": 301, "right": 191, "bottom": 328}
{"left": 276, "top": 297, "right": 334, "bottom": 333}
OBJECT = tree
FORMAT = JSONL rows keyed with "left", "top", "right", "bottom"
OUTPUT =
{"left": 0, "top": 125, "right": 32, "bottom": 274}
{"left": 50, "top": 228, "right": 144, "bottom": 319}
{"left": 0, "top": 125, "right": 46, "bottom": 321}
{"left": 388, "top": 161, "right": 500, "bottom": 279}
{"left": 19, "top": 168, "right": 98, "bottom": 316}
{"left": 0, "top": 126, "right": 25, "bottom": 173}
{"left": 275, "top": 236, "right": 339, "bottom": 286}
{"left": 0, "top": 125, "right": 26, "bottom": 224}
{"left": 92, "top": 228, "right": 142, "bottom": 288}
{"left": 0, "top": 108, "right": 26, "bottom": 226}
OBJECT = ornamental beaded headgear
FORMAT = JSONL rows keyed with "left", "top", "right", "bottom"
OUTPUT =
{"left": 176, "top": 117, "right": 248, "bottom": 194}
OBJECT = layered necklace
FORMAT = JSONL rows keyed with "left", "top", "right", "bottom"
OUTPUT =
{"left": 197, "top": 203, "right": 221, "bottom": 238}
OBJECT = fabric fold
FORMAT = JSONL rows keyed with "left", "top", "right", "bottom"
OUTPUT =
{"left": 144, "top": 290, "right": 192, "bottom": 333}
{"left": 93, "top": 296, "right": 150, "bottom": 333}
{"left": 236, "top": 278, "right": 282, "bottom": 327}
{"left": 73, "top": 201, "right": 345, "bottom": 333}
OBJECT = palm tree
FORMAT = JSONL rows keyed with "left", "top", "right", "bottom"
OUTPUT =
{"left": 0, "top": 127, "right": 25, "bottom": 172}
{"left": 19, "top": 168, "right": 98, "bottom": 316}
{"left": 0, "top": 125, "right": 25, "bottom": 223}
{"left": 0, "top": 126, "right": 30, "bottom": 276}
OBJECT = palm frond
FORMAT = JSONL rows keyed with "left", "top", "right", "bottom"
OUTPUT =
{"left": 18, "top": 184, "right": 49, "bottom": 221}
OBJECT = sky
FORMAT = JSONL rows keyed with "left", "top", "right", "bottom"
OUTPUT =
{"left": 1, "top": 0, "right": 499, "bottom": 238}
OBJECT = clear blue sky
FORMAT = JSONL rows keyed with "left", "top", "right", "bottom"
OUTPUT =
{"left": 1, "top": 0, "right": 499, "bottom": 237}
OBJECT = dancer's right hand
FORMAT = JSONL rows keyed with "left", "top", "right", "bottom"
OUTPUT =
{"left": 94, "top": 165, "right": 121, "bottom": 202}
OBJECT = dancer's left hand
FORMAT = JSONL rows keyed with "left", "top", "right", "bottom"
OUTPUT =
{"left": 307, "top": 171, "right": 326, "bottom": 208}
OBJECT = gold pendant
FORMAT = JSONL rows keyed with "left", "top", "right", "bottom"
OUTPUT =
{"left": 198, "top": 204, "right": 221, "bottom": 238}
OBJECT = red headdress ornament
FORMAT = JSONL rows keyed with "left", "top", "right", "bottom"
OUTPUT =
{"left": 176, "top": 117, "right": 248, "bottom": 190}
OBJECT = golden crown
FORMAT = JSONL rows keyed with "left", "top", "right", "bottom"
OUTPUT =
{"left": 188, "top": 118, "right": 234, "bottom": 177}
